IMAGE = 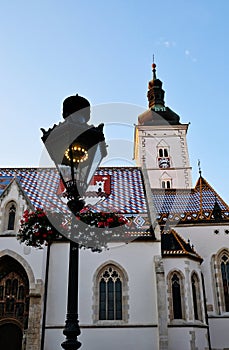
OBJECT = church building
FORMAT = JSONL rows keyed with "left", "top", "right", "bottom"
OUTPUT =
{"left": 0, "top": 63, "right": 229, "bottom": 350}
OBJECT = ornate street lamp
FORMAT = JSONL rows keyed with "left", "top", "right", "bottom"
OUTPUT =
{"left": 41, "top": 95, "right": 107, "bottom": 349}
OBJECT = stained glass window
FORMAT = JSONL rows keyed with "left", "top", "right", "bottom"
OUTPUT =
{"left": 7, "top": 203, "right": 16, "bottom": 230}
{"left": 172, "top": 273, "right": 182, "bottom": 319}
{"left": 191, "top": 273, "right": 201, "bottom": 320}
{"left": 221, "top": 255, "right": 229, "bottom": 312}
{"left": 99, "top": 266, "right": 122, "bottom": 320}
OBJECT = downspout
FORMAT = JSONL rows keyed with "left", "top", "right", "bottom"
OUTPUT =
{"left": 40, "top": 243, "right": 51, "bottom": 350}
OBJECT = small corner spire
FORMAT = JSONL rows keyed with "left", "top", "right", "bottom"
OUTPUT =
{"left": 198, "top": 159, "right": 202, "bottom": 177}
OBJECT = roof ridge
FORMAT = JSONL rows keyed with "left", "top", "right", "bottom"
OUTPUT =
{"left": 195, "top": 175, "right": 229, "bottom": 210}
{"left": 171, "top": 229, "right": 187, "bottom": 253}
{"left": 162, "top": 229, "right": 203, "bottom": 262}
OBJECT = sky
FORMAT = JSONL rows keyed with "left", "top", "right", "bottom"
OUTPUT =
{"left": 1, "top": 0, "right": 229, "bottom": 202}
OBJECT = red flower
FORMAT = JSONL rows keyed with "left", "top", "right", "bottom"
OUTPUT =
{"left": 98, "top": 221, "right": 104, "bottom": 228}
{"left": 107, "top": 217, "right": 114, "bottom": 224}
{"left": 23, "top": 210, "right": 29, "bottom": 218}
{"left": 118, "top": 217, "right": 127, "bottom": 224}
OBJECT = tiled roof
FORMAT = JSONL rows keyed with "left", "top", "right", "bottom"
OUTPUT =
{"left": 152, "top": 176, "right": 229, "bottom": 223}
{"left": 1, "top": 168, "right": 228, "bottom": 228}
{"left": 0, "top": 167, "right": 147, "bottom": 213}
{"left": 0, "top": 167, "right": 151, "bottom": 235}
{"left": 161, "top": 229, "right": 203, "bottom": 262}
{"left": 91, "top": 168, "right": 147, "bottom": 214}
{"left": 0, "top": 168, "right": 64, "bottom": 212}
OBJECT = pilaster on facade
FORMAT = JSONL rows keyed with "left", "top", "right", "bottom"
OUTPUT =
{"left": 154, "top": 256, "right": 168, "bottom": 350}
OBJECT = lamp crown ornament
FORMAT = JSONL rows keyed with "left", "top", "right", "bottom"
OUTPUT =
{"left": 62, "top": 94, "right": 91, "bottom": 121}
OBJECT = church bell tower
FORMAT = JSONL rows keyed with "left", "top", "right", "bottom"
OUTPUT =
{"left": 134, "top": 63, "right": 192, "bottom": 189}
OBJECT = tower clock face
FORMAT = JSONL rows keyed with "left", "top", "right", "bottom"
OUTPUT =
{"left": 158, "top": 157, "right": 170, "bottom": 168}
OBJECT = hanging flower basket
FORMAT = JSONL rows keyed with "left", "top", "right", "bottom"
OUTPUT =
{"left": 18, "top": 209, "right": 61, "bottom": 249}
{"left": 76, "top": 207, "right": 128, "bottom": 228}
{"left": 18, "top": 208, "right": 129, "bottom": 250}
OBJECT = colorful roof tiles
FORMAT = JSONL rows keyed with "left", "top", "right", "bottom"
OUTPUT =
{"left": 0, "top": 167, "right": 147, "bottom": 215}
{"left": 152, "top": 176, "right": 229, "bottom": 224}
{"left": 0, "top": 167, "right": 153, "bottom": 238}
{"left": 1, "top": 168, "right": 228, "bottom": 233}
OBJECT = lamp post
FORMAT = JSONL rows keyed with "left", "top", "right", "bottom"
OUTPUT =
{"left": 41, "top": 95, "right": 107, "bottom": 349}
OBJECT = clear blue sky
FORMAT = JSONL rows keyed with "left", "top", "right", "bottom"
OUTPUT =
{"left": 1, "top": 0, "right": 229, "bottom": 202}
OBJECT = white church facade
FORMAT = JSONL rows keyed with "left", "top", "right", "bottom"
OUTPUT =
{"left": 0, "top": 63, "right": 229, "bottom": 350}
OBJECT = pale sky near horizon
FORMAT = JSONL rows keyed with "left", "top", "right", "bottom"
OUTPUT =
{"left": 1, "top": 1, "right": 229, "bottom": 202}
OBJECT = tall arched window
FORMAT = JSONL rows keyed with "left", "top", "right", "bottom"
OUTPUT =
{"left": 93, "top": 262, "right": 129, "bottom": 323}
{"left": 99, "top": 266, "right": 122, "bottom": 320}
{"left": 4, "top": 201, "right": 17, "bottom": 231}
{"left": 172, "top": 273, "right": 183, "bottom": 319}
{"left": 212, "top": 249, "right": 229, "bottom": 314}
{"left": 7, "top": 203, "right": 16, "bottom": 230}
{"left": 167, "top": 270, "right": 185, "bottom": 321}
{"left": 191, "top": 272, "right": 202, "bottom": 321}
{"left": 220, "top": 254, "right": 229, "bottom": 312}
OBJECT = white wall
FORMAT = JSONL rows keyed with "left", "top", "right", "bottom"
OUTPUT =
{"left": 177, "top": 224, "right": 229, "bottom": 314}
{"left": 168, "top": 327, "right": 209, "bottom": 350}
{"left": 44, "top": 241, "right": 161, "bottom": 350}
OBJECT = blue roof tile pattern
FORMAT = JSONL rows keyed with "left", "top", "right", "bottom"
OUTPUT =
{"left": 0, "top": 167, "right": 148, "bottom": 215}
{"left": 0, "top": 168, "right": 228, "bottom": 224}
{"left": 152, "top": 177, "right": 229, "bottom": 222}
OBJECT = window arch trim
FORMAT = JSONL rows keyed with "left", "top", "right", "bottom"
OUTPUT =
{"left": 212, "top": 248, "right": 229, "bottom": 314}
{"left": 92, "top": 261, "right": 129, "bottom": 324}
{"left": 191, "top": 271, "right": 203, "bottom": 321}
{"left": 167, "top": 269, "right": 186, "bottom": 321}
{"left": 3, "top": 201, "right": 17, "bottom": 232}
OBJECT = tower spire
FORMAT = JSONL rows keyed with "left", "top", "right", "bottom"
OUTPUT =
{"left": 152, "top": 55, "right": 157, "bottom": 80}
{"left": 147, "top": 60, "right": 165, "bottom": 109}
{"left": 198, "top": 159, "right": 202, "bottom": 177}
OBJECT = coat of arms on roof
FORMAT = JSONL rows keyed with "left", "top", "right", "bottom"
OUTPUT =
{"left": 57, "top": 175, "right": 111, "bottom": 206}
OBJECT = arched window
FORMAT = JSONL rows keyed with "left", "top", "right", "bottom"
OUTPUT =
{"left": 212, "top": 249, "right": 229, "bottom": 314}
{"left": 167, "top": 270, "right": 185, "bottom": 321}
{"left": 161, "top": 180, "right": 171, "bottom": 189}
{"left": 172, "top": 273, "right": 183, "bottom": 319}
{"left": 8, "top": 203, "right": 16, "bottom": 230}
{"left": 99, "top": 266, "right": 122, "bottom": 320}
{"left": 4, "top": 201, "right": 17, "bottom": 231}
{"left": 93, "top": 262, "right": 129, "bottom": 323}
{"left": 158, "top": 148, "right": 169, "bottom": 158}
{"left": 0, "top": 256, "right": 30, "bottom": 329}
{"left": 220, "top": 254, "right": 229, "bottom": 311}
{"left": 191, "top": 272, "right": 202, "bottom": 321}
